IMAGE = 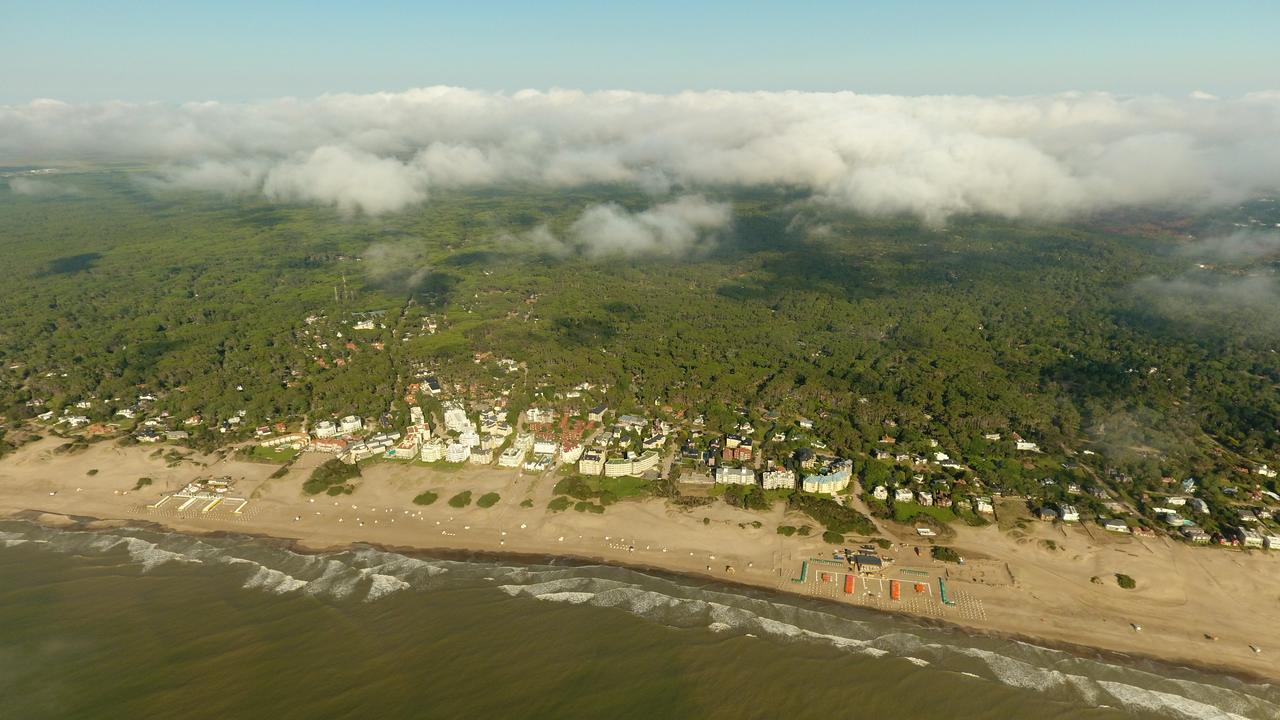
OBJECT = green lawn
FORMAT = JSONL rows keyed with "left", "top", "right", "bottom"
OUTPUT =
{"left": 893, "top": 501, "right": 957, "bottom": 524}
{"left": 248, "top": 445, "right": 299, "bottom": 463}
{"left": 598, "top": 475, "right": 651, "bottom": 498}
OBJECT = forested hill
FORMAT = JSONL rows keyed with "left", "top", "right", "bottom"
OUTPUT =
{"left": 1, "top": 171, "right": 1277, "bottom": 485}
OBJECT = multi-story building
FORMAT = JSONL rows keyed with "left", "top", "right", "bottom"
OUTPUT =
{"left": 419, "top": 439, "right": 445, "bottom": 462}
{"left": 761, "top": 469, "right": 795, "bottom": 490}
{"left": 445, "top": 442, "right": 471, "bottom": 463}
{"left": 801, "top": 460, "right": 852, "bottom": 495}
{"left": 579, "top": 450, "right": 606, "bottom": 476}
{"left": 715, "top": 467, "right": 756, "bottom": 486}
{"left": 443, "top": 406, "right": 470, "bottom": 433}
{"left": 498, "top": 446, "right": 525, "bottom": 468}
{"left": 604, "top": 451, "right": 659, "bottom": 477}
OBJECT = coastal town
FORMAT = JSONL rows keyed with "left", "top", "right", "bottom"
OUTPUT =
{"left": 17, "top": 343, "right": 1280, "bottom": 558}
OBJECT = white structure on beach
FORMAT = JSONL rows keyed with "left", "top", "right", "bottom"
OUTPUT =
{"left": 339, "top": 415, "right": 363, "bottom": 434}
{"left": 604, "top": 451, "right": 659, "bottom": 477}
{"left": 420, "top": 439, "right": 445, "bottom": 462}
{"left": 445, "top": 442, "right": 471, "bottom": 463}
{"left": 801, "top": 461, "right": 852, "bottom": 495}
{"left": 579, "top": 450, "right": 606, "bottom": 475}
{"left": 715, "top": 467, "right": 756, "bottom": 486}
{"left": 498, "top": 446, "right": 525, "bottom": 468}
{"left": 761, "top": 469, "right": 795, "bottom": 490}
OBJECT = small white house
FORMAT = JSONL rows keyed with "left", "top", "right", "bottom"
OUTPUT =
{"left": 894, "top": 487, "right": 914, "bottom": 503}
{"left": 1060, "top": 504, "right": 1080, "bottom": 522}
{"left": 872, "top": 486, "right": 889, "bottom": 501}
{"left": 339, "top": 415, "right": 363, "bottom": 434}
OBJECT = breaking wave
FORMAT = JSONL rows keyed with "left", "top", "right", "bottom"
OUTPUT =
{"left": 2, "top": 519, "right": 1277, "bottom": 718}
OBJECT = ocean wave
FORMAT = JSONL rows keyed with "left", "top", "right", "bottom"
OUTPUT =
{"left": 362, "top": 572, "right": 411, "bottom": 602}
{"left": 242, "top": 565, "right": 310, "bottom": 595}
{"left": 4, "top": 520, "right": 1278, "bottom": 718}
{"left": 1097, "top": 680, "right": 1256, "bottom": 720}
{"left": 495, "top": 569, "right": 1279, "bottom": 718}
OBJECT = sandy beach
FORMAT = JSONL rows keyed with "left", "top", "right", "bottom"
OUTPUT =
{"left": 3, "top": 436, "right": 1279, "bottom": 683}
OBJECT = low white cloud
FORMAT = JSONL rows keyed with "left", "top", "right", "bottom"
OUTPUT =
{"left": 263, "top": 146, "right": 428, "bottom": 215}
{"left": 3, "top": 87, "right": 1279, "bottom": 219}
{"left": 1132, "top": 272, "right": 1280, "bottom": 336}
{"left": 7, "top": 176, "right": 81, "bottom": 196}
{"left": 362, "top": 241, "right": 433, "bottom": 290}
{"left": 145, "top": 159, "right": 266, "bottom": 196}
{"left": 524, "top": 195, "right": 732, "bottom": 257}
{"left": 1179, "top": 229, "right": 1280, "bottom": 262}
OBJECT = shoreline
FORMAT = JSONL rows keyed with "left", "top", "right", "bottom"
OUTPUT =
{"left": 2, "top": 436, "right": 1280, "bottom": 686}
{"left": 5, "top": 507, "right": 1276, "bottom": 689}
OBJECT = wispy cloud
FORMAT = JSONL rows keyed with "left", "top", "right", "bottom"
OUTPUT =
{"left": 3, "top": 88, "right": 1279, "bottom": 220}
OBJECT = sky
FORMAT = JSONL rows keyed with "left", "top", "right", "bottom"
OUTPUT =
{"left": 2, "top": 0, "right": 1278, "bottom": 103}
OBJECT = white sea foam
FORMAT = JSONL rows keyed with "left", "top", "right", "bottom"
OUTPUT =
{"left": 243, "top": 565, "right": 309, "bottom": 594}
{"left": 1097, "top": 680, "right": 1258, "bottom": 720}
{"left": 904, "top": 657, "right": 930, "bottom": 667}
{"left": 363, "top": 572, "right": 411, "bottom": 601}
{"left": 531, "top": 591, "right": 597, "bottom": 605}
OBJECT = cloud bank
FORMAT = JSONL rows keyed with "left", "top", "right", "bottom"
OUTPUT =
{"left": 3, "top": 87, "right": 1280, "bottom": 220}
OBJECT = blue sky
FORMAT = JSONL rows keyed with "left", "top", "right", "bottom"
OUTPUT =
{"left": 1, "top": 0, "right": 1277, "bottom": 102}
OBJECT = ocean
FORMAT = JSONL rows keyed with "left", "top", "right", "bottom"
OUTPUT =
{"left": 1, "top": 519, "right": 1275, "bottom": 719}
